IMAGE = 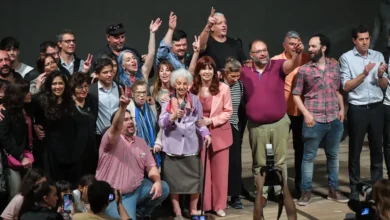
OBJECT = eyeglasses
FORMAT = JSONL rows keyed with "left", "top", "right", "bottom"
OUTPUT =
{"left": 135, "top": 91, "right": 147, "bottom": 96}
{"left": 109, "top": 23, "right": 124, "bottom": 32}
{"left": 250, "top": 49, "right": 268, "bottom": 54}
{"left": 76, "top": 85, "right": 89, "bottom": 91}
{"left": 44, "top": 61, "right": 56, "bottom": 67}
{"left": 62, "top": 39, "right": 76, "bottom": 44}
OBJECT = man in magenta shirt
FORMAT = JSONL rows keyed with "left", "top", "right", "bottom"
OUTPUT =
{"left": 95, "top": 91, "right": 169, "bottom": 220}
{"left": 240, "top": 39, "right": 303, "bottom": 205}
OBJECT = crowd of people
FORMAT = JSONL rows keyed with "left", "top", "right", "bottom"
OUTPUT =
{"left": 0, "top": 5, "right": 390, "bottom": 220}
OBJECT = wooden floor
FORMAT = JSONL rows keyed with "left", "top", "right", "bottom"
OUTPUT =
{"left": 155, "top": 127, "right": 376, "bottom": 220}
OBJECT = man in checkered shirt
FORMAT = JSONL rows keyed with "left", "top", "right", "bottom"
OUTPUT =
{"left": 292, "top": 33, "right": 348, "bottom": 206}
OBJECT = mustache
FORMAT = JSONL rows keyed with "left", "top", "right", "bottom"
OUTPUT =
{"left": 0, "top": 65, "right": 10, "bottom": 70}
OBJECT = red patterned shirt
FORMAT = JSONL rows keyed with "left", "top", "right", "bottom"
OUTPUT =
{"left": 292, "top": 58, "right": 341, "bottom": 123}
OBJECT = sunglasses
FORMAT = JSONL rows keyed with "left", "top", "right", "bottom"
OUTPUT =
{"left": 109, "top": 23, "right": 124, "bottom": 32}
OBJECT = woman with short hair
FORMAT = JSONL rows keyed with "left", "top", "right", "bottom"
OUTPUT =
{"left": 159, "top": 68, "right": 212, "bottom": 219}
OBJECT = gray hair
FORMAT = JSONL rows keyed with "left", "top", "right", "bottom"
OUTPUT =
{"left": 56, "top": 29, "right": 75, "bottom": 42}
{"left": 285, "top": 30, "right": 300, "bottom": 39}
{"left": 225, "top": 57, "right": 241, "bottom": 72}
{"left": 170, "top": 68, "right": 193, "bottom": 87}
{"left": 214, "top": 12, "right": 225, "bottom": 17}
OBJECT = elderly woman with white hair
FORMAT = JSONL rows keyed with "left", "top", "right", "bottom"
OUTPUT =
{"left": 159, "top": 68, "right": 212, "bottom": 219}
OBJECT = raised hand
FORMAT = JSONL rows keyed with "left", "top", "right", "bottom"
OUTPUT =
{"left": 364, "top": 62, "right": 376, "bottom": 76}
{"left": 150, "top": 18, "right": 162, "bottom": 33}
{"left": 36, "top": 72, "right": 47, "bottom": 89}
{"left": 293, "top": 39, "right": 304, "bottom": 54}
{"left": 207, "top": 7, "right": 217, "bottom": 28}
{"left": 168, "top": 12, "right": 177, "bottom": 30}
{"left": 192, "top": 35, "right": 200, "bottom": 52}
{"left": 83, "top": 54, "right": 93, "bottom": 72}
{"left": 119, "top": 86, "right": 131, "bottom": 108}
{"left": 378, "top": 62, "right": 388, "bottom": 77}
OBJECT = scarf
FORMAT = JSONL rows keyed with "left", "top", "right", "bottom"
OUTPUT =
{"left": 135, "top": 102, "right": 160, "bottom": 167}
{"left": 166, "top": 90, "right": 193, "bottom": 115}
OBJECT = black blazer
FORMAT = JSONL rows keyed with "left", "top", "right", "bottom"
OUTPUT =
{"left": 0, "top": 109, "right": 30, "bottom": 162}
{"left": 383, "top": 47, "right": 390, "bottom": 65}
{"left": 88, "top": 81, "right": 122, "bottom": 123}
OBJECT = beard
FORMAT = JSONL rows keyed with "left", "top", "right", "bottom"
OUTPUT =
{"left": 253, "top": 56, "right": 269, "bottom": 66}
{"left": 0, "top": 65, "right": 11, "bottom": 78}
{"left": 309, "top": 50, "right": 323, "bottom": 62}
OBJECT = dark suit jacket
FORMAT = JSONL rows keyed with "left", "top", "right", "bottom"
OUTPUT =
{"left": 383, "top": 47, "right": 390, "bottom": 65}
{"left": 88, "top": 81, "right": 122, "bottom": 123}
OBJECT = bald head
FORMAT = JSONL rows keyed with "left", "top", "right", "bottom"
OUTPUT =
{"left": 0, "top": 50, "right": 11, "bottom": 77}
{"left": 249, "top": 40, "right": 269, "bottom": 66}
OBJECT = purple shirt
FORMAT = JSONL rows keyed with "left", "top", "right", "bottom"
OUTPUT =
{"left": 159, "top": 93, "right": 210, "bottom": 155}
{"left": 240, "top": 60, "right": 287, "bottom": 124}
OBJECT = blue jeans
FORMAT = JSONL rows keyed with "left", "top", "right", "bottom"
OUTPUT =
{"left": 105, "top": 178, "right": 170, "bottom": 219}
{"left": 301, "top": 119, "right": 343, "bottom": 192}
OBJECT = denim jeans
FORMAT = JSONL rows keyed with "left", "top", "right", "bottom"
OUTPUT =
{"left": 105, "top": 178, "right": 170, "bottom": 219}
{"left": 301, "top": 119, "right": 343, "bottom": 192}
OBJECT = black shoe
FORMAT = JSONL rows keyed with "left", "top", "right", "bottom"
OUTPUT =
{"left": 349, "top": 191, "right": 359, "bottom": 201}
{"left": 228, "top": 196, "right": 243, "bottom": 209}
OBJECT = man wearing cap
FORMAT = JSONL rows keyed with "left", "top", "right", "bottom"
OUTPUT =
{"left": 272, "top": 31, "right": 310, "bottom": 195}
{"left": 92, "top": 23, "right": 144, "bottom": 73}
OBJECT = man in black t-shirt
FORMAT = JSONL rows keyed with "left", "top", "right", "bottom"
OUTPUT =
{"left": 199, "top": 7, "right": 247, "bottom": 73}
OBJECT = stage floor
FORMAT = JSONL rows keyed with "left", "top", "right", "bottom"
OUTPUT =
{"left": 155, "top": 128, "right": 375, "bottom": 220}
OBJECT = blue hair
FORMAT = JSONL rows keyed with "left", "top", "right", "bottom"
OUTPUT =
{"left": 117, "top": 49, "right": 144, "bottom": 87}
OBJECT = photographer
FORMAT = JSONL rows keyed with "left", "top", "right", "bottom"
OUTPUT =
{"left": 72, "top": 180, "right": 130, "bottom": 220}
{"left": 253, "top": 169, "right": 297, "bottom": 220}
{"left": 348, "top": 179, "right": 390, "bottom": 219}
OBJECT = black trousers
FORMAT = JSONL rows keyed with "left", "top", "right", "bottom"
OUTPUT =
{"left": 228, "top": 125, "right": 243, "bottom": 197}
{"left": 383, "top": 104, "right": 390, "bottom": 178}
{"left": 289, "top": 114, "right": 304, "bottom": 192}
{"left": 348, "top": 103, "right": 384, "bottom": 193}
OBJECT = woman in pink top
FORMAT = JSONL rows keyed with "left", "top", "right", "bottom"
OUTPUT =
{"left": 191, "top": 56, "right": 233, "bottom": 217}
{"left": 1, "top": 168, "right": 46, "bottom": 220}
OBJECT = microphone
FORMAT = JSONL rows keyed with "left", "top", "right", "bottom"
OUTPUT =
{"left": 178, "top": 101, "right": 186, "bottom": 123}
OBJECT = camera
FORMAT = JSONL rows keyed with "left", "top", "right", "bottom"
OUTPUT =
{"left": 260, "top": 144, "right": 283, "bottom": 186}
{"left": 348, "top": 200, "right": 376, "bottom": 220}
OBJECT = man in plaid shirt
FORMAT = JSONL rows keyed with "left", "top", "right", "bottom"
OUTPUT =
{"left": 292, "top": 34, "right": 348, "bottom": 206}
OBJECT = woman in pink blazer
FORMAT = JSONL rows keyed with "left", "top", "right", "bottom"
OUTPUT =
{"left": 191, "top": 56, "right": 233, "bottom": 217}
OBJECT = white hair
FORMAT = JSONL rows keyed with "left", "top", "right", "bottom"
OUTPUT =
{"left": 170, "top": 68, "right": 193, "bottom": 87}
{"left": 214, "top": 12, "right": 224, "bottom": 17}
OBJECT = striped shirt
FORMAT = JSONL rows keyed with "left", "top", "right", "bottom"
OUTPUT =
{"left": 223, "top": 80, "right": 243, "bottom": 130}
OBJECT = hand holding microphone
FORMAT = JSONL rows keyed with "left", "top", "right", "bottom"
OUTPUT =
{"left": 178, "top": 101, "right": 186, "bottom": 123}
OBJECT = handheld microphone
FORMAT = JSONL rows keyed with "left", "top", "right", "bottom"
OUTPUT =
{"left": 178, "top": 101, "right": 186, "bottom": 123}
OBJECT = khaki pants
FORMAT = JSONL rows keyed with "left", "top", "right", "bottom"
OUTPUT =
{"left": 247, "top": 114, "right": 290, "bottom": 196}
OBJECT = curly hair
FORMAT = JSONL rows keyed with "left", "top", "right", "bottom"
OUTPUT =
{"left": 36, "top": 53, "right": 56, "bottom": 74}
{"left": 152, "top": 61, "right": 174, "bottom": 100}
{"left": 38, "top": 71, "right": 73, "bottom": 120}
{"left": 69, "top": 72, "right": 89, "bottom": 95}
{"left": 3, "top": 77, "right": 30, "bottom": 120}
{"left": 191, "top": 56, "right": 220, "bottom": 96}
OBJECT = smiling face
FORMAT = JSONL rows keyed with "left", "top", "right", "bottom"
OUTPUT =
{"left": 97, "top": 65, "right": 114, "bottom": 87}
{"left": 199, "top": 64, "right": 214, "bottom": 82}
{"left": 159, "top": 64, "right": 172, "bottom": 84}
{"left": 5, "top": 47, "right": 19, "bottom": 62}
{"left": 171, "top": 38, "right": 187, "bottom": 58}
{"left": 122, "top": 52, "right": 138, "bottom": 73}
{"left": 0, "top": 51, "right": 11, "bottom": 77}
{"left": 107, "top": 34, "right": 125, "bottom": 52}
{"left": 174, "top": 76, "right": 189, "bottom": 97}
{"left": 250, "top": 41, "right": 269, "bottom": 66}
{"left": 51, "top": 76, "right": 65, "bottom": 97}
{"left": 74, "top": 81, "right": 89, "bottom": 100}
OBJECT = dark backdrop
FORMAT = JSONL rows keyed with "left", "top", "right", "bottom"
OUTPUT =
{"left": 0, "top": 0, "right": 383, "bottom": 67}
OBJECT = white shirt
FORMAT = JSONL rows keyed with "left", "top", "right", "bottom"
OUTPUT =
{"left": 15, "top": 63, "right": 33, "bottom": 78}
